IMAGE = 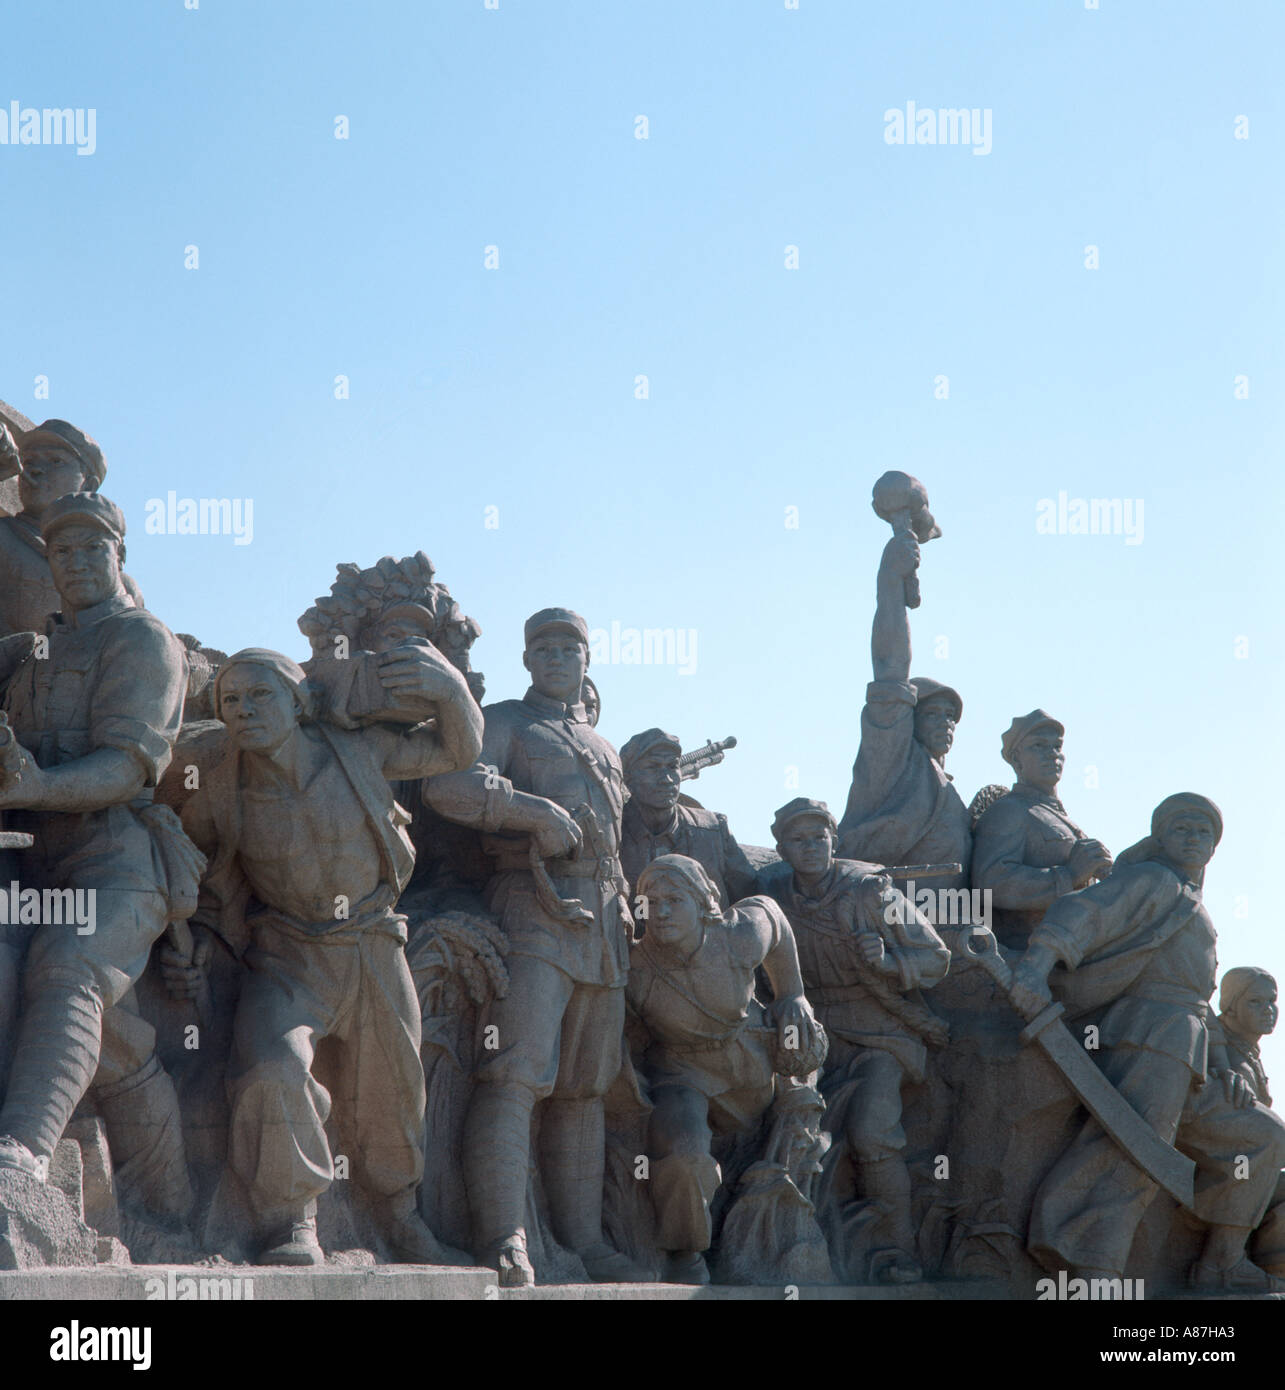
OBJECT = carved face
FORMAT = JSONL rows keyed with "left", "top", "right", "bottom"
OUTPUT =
{"left": 1230, "top": 979, "right": 1279, "bottom": 1040}
{"left": 46, "top": 524, "right": 122, "bottom": 612}
{"left": 777, "top": 816, "right": 836, "bottom": 880}
{"left": 18, "top": 444, "right": 86, "bottom": 517}
{"left": 370, "top": 614, "right": 432, "bottom": 654}
{"left": 628, "top": 747, "right": 682, "bottom": 813}
{"left": 581, "top": 679, "right": 600, "bottom": 727}
{"left": 641, "top": 870, "right": 703, "bottom": 954}
{"left": 217, "top": 664, "right": 301, "bottom": 755}
{"left": 523, "top": 633, "right": 587, "bottom": 704}
{"left": 913, "top": 694, "right": 956, "bottom": 760}
{"left": 1158, "top": 813, "right": 1218, "bottom": 878}
{"left": 1012, "top": 730, "right": 1065, "bottom": 792}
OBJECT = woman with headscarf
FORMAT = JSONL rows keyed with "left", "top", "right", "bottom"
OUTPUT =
{"left": 1010, "top": 793, "right": 1285, "bottom": 1292}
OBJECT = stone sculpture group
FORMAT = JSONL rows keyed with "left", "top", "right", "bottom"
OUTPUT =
{"left": 0, "top": 402, "right": 1279, "bottom": 1296}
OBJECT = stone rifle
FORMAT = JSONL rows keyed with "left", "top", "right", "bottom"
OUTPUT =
{"left": 678, "top": 736, "right": 737, "bottom": 781}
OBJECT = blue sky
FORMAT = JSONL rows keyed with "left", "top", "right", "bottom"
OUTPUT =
{"left": 4, "top": 2, "right": 1284, "bottom": 1068}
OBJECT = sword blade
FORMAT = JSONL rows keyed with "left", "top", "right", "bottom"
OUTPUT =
{"left": 1023, "top": 1005, "right": 1197, "bottom": 1211}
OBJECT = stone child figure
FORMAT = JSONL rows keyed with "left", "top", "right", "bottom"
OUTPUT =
{"left": 1012, "top": 794, "right": 1285, "bottom": 1292}
{"left": 0, "top": 494, "right": 200, "bottom": 1191}
{"left": 422, "top": 608, "right": 646, "bottom": 1287}
{"left": 1215, "top": 968, "right": 1285, "bottom": 1276}
{"left": 837, "top": 484, "right": 970, "bottom": 889}
{"left": 180, "top": 645, "right": 482, "bottom": 1265}
{"left": 1217, "top": 968, "right": 1277, "bottom": 1108}
{"left": 618, "top": 728, "right": 758, "bottom": 910}
{"left": 762, "top": 797, "right": 950, "bottom": 1283}
{"left": 971, "top": 710, "right": 1112, "bottom": 948}
{"left": 627, "top": 854, "right": 825, "bottom": 1284}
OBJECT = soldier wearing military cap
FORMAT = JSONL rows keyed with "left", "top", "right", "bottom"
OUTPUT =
{"left": 836, "top": 527, "right": 970, "bottom": 890}
{"left": 618, "top": 727, "right": 758, "bottom": 911}
{"left": 0, "top": 493, "right": 203, "bottom": 1214}
{"left": 760, "top": 796, "right": 950, "bottom": 1284}
{"left": 0, "top": 417, "right": 143, "bottom": 637}
{"left": 971, "top": 709, "right": 1112, "bottom": 948}
{"left": 423, "top": 605, "right": 648, "bottom": 1287}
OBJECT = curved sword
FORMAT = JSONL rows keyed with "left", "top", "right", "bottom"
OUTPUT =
{"left": 949, "top": 924, "right": 1196, "bottom": 1211}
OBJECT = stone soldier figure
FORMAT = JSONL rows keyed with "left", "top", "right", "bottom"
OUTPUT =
{"left": 423, "top": 607, "right": 646, "bottom": 1287}
{"left": 0, "top": 494, "right": 201, "bottom": 1200}
{"left": 1012, "top": 794, "right": 1285, "bottom": 1291}
{"left": 180, "top": 644, "right": 482, "bottom": 1265}
{"left": 618, "top": 728, "right": 758, "bottom": 910}
{"left": 0, "top": 423, "right": 192, "bottom": 1224}
{"left": 836, "top": 523, "right": 970, "bottom": 889}
{"left": 0, "top": 418, "right": 143, "bottom": 637}
{"left": 971, "top": 710, "right": 1113, "bottom": 948}
{"left": 761, "top": 797, "right": 950, "bottom": 1283}
{"left": 627, "top": 854, "right": 825, "bottom": 1284}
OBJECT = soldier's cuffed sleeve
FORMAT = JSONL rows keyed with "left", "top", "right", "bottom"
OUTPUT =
{"left": 972, "top": 799, "right": 1075, "bottom": 910}
{"left": 838, "top": 680, "right": 920, "bottom": 853}
{"left": 421, "top": 707, "right": 519, "bottom": 831}
{"left": 1029, "top": 868, "right": 1161, "bottom": 971}
{"left": 89, "top": 616, "right": 185, "bottom": 785}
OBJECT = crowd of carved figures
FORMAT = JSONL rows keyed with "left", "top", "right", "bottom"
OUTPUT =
{"left": 0, "top": 408, "right": 1280, "bottom": 1293}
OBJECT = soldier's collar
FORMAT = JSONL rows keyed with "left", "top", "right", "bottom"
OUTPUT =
{"left": 1012, "top": 780, "right": 1067, "bottom": 812}
{"left": 523, "top": 686, "right": 590, "bottom": 722}
{"left": 52, "top": 590, "right": 135, "bottom": 632}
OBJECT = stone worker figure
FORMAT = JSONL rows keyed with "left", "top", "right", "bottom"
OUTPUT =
{"left": 836, "top": 509, "right": 970, "bottom": 888}
{"left": 0, "top": 494, "right": 200, "bottom": 1196}
{"left": 422, "top": 607, "right": 646, "bottom": 1287}
{"left": 180, "top": 643, "right": 482, "bottom": 1265}
{"left": 618, "top": 727, "right": 758, "bottom": 909}
{"left": 762, "top": 797, "right": 950, "bottom": 1283}
{"left": 627, "top": 854, "right": 825, "bottom": 1284}
{"left": 971, "top": 710, "right": 1113, "bottom": 948}
{"left": 1011, "top": 794, "right": 1285, "bottom": 1292}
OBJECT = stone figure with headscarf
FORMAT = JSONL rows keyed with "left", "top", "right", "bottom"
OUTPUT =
{"left": 179, "top": 642, "right": 482, "bottom": 1267}
{"left": 1010, "top": 793, "right": 1285, "bottom": 1292}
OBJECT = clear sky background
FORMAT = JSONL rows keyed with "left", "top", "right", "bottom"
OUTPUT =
{"left": 3, "top": 2, "right": 1284, "bottom": 1070}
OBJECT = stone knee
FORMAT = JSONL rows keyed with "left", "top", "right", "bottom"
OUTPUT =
{"left": 227, "top": 1041, "right": 333, "bottom": 1225}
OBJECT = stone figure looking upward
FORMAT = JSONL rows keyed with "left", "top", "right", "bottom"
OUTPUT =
{"left": 1012, "top": 794, "right": 1285, "bottom": 1293}
{"left": 180, "top": 644, "right": 482, "bottom": 1266}
{"left": 618, "top": 728, "right": 758, "bottom": 910}
{"left": 0, "top": 494, "right": 199, "bottom": 1195}
{"left": 627, "top": 854, "right": 825, "bottom": 1285}
{"left": 971, "top": 710, "right": 1112, "bottom": 949}
{"left": 836, "top": 520, "right": 970, "bottom": 890}
{"left": 423, "top": 607, "right": 647, "bottom": 1288}
{"left": 762, "top": 797, "right": 950, "bottom": 1283}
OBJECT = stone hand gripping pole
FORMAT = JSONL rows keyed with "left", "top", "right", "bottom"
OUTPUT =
{"left": 949, "top": 924, "right": 1197, "bottom": 1210}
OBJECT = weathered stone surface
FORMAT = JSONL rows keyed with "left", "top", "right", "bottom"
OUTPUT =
{"left": 0, "top": 1170, "right": 97, "bottom": 1269}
